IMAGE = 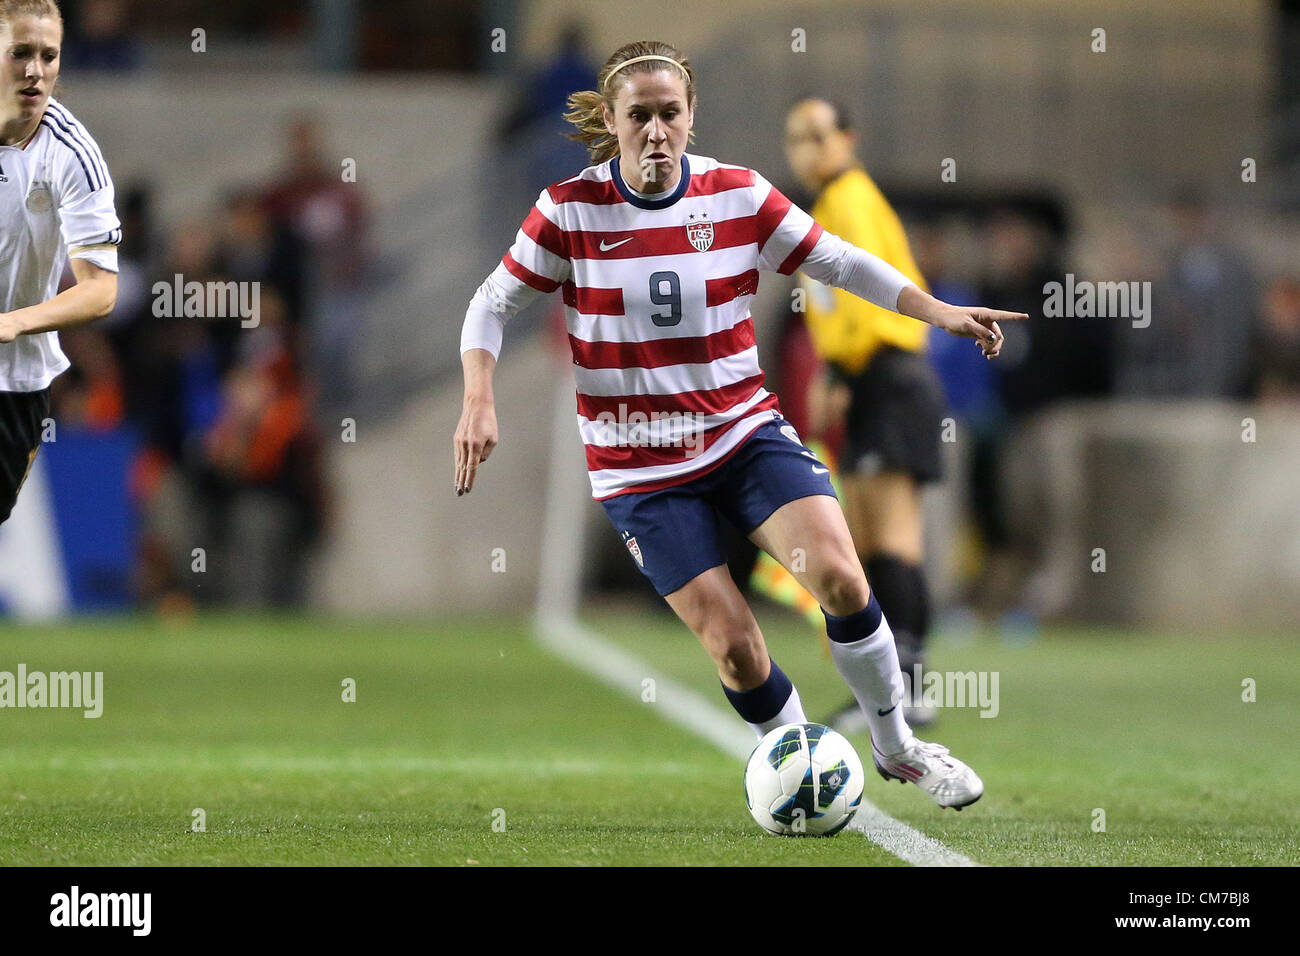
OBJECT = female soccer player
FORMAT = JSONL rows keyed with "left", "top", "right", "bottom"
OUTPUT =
{"left": 0, "top": 0, "right": 119, "bottom": 525}
{"left": 454, "top": 40, "right": 1024, "bottom": 809}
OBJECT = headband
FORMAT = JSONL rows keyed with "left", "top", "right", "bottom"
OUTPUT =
{"left": 603, "top": 54, "right": 690, "bottom": 90}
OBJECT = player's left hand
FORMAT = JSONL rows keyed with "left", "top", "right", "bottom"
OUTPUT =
{"left": 931, "top": 304, "right": 1029, "bottom": 360}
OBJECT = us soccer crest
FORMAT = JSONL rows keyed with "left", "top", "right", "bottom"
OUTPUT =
{"left": 623, "top": 532, "right": 645, "bottom": 568}
{"left": 686, "top": 212, "right": 713, "bottom": 252}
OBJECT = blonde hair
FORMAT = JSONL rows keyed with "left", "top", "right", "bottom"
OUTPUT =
{"left": 563, "top": 40, "right": 696, "bottom": 165}
{"left": 0, "top": 0, "right": 62, "bottom": 26}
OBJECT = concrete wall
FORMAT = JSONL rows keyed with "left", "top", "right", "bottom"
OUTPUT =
{"left": 999, "top": 400, "right": 1300, "bottom": 629}
{"left": 60, "top": 75, "right": 501, "bottom": 224}
{"left": 311, "top": 328, "right": 599, "bottom": 615}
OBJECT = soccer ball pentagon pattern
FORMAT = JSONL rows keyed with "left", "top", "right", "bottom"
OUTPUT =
{"left": 744, "top": 722, "right": 865, "bottom": 836}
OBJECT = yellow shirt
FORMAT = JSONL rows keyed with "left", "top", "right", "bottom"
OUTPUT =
{"left": 800, "top": 166, "right": 928, "bottom": 374}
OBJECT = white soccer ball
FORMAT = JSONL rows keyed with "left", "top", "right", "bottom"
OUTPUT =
{"left": 744, "top": 722, "right": 864, "bottom": 836}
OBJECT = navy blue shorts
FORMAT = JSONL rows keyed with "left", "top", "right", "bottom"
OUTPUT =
{"left": 600, "top": 416, "right": 838, "bottom": 597}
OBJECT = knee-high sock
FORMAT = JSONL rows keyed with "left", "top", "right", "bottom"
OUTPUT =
{"left": 823, "top": 593, "right": 912, "bottom": 755}
{"left": 720, "top": 658, "right": 807, "bottom": 740}
{"left": 864, "top": 554, "right": 931, "bottom": 697}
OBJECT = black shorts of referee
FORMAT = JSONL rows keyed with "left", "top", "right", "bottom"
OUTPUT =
{"left": 829, "top": 346, "right": 946, "bottom": 483}
{"left": 0, "top": 388, "right": 51, "bottom": 525}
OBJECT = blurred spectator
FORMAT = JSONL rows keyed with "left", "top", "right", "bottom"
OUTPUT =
{"left": 1114, "top": 190, "right": 1256, "bottom": 398}
{"left": 966, "top": 208, "right": 1063, "bottom": 586}
{"left": 1253, "top": 276, "right": 1300, "bottom": 402}
{"left": 50, "top": 329, "right": 125, "bottom": 431}
{"left": 261, "top": 113, "right": 370, "bottom": 411}
{"left": 981, "top": 207, "right": 1110, "bottom": 415}
{"left": 128, "top": 216, "right": 226, "bottom": 610}
{"left": 195, "top": 290, "right": 327, "bottom": 608}
{"left": 217, "top": 187, "right": 306, "bottom": 333}
{"left": 915, "top": 221, "right": 1005, "bottom": 609}
{"left": 262, "top": 115, "right": 368, "bottom": 286}
{"left": 101, "top": 172, "right": 331, "bottom": 611}
{"left": 64, "top": 0, "right": 141, "bottom": 72}
{"left": 916, "top": 221, "right": 996, "bottom": 426}
{"left": 493, "top": 22, "right": 597, "bottom": 213}
{"left": 962, "top": 206, "right": 1109, "bottom": 625}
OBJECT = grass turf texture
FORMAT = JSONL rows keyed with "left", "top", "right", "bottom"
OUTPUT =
{"left": 0, "top": 609, "right": 1295, "bottom": 866}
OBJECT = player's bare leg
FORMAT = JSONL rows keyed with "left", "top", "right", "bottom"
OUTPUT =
{"left": 748, "top": 493, "right": 982, "bottom": 809}
{"left": 664, "top": 565, "right": 807, "bottom": 738}
{"left": 842, "top": 471, "right": 924, "bottom": 563}
{"left": 664, "top": 565, "right": 768, "bottom": 689}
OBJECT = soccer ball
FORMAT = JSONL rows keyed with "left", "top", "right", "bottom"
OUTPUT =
{"left": 744, "top": 722, "right": 864, "bottom": 836}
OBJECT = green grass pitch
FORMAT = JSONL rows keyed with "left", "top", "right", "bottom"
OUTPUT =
{"left": 0, "top": 607, "right": 1296, "bottom": 866}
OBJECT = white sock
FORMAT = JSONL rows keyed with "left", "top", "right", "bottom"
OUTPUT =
{"left": 753, "top": 685, "right": 806, "bottom": 739}
{"left": 721, "top": 658, "right": 808, "bottom": 740}
{"left": 825, "top": 601, "right": 914, "bottom": 755}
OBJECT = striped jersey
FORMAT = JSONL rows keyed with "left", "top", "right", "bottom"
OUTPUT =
{"left": 0, "top": 98, "right": 121, "bottom": 392}
{"left": 468, "top": 153, "right": 840, "bottom": 500}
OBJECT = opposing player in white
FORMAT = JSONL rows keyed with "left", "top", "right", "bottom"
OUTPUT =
{"left": 0, "top": 0, "right": 119, "bottom": 525}
{"left": 455, "top": 41, "right": 1025, "bottom": 809}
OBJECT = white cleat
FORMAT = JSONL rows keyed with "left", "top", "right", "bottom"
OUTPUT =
{"left": 871, "top": 737, "right": 984, "bottom": 810}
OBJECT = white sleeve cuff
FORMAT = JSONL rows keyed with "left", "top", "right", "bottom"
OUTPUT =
{"left": 68, "top": 246, "right": 120, "bottom": 273}
{"left": 460, "top": 297, "right": 507, "bottom": 359}
{"left": 460, "top": 260, "right": 550, "bottom": 359}
{"left": 797, "top": 230, "right": 912, "bottom": 312}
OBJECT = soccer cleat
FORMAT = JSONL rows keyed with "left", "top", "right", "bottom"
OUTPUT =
{"left": 871, "top": 737, "right": 984, "bottom": 810}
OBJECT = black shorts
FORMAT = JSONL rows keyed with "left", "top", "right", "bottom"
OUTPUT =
{"left": 831, "top": 347, "right": 946, "bottom": 483}
{"left": 0, "top": 388, "right": 50, "bottom": 525}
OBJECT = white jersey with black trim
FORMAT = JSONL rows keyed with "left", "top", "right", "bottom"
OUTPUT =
{"left": 0, "top": 97, "right": 121, "bottom": 392}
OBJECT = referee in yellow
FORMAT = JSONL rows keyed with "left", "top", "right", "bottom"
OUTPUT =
{"left": 784, "top": 98, "right": 944, "bottom": 729}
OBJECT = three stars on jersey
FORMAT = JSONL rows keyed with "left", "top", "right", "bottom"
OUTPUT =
{"left": 685, "top": 211, "right": 713, "bottom": 252}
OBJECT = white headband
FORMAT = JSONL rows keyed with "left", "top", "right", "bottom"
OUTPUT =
{"left": 603, "top": 54, "right": 690, "bottom": 91}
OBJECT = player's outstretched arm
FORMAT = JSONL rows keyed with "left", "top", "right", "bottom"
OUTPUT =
{"left": 0, "top": 259, "right": 117, "bottom": 343}
{"left": 789, "top": 225, "right": 1027, "bottom": 360}
{"left": 453, "top": 348, "right": 499, "bottom": 496}
{"left": 896, "top": 285, "right": 1029, "bottom": 360}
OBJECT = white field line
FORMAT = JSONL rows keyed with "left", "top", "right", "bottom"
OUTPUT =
{"left": 535, "top": 612, "right": 982, "bottom": 867}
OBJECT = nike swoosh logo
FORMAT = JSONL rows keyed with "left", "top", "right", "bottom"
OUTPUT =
{"left": 599, "top": 237, "right": 634, "bottom": 251}
{"left": 812, "top": 466, "right": 830, "bottom": 475}
{"left": 877, "top": 705, "right": 897, "bottom": 716}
